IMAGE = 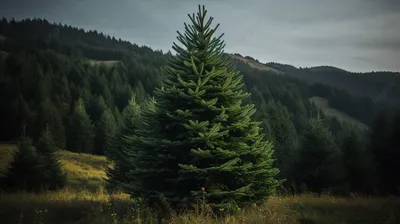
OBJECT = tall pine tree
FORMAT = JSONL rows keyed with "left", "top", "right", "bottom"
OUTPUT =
{"left": 36, "top": 126, "right": 67, "bottom": 190}
{"left": 293, "top": 116, "right": 346, "bottom": 195}
{"left": 67, "top": 99, "right": 95, "bottom": 153}
{"left": 106, "top": 94, "right": 143, "bottom": 191}
{"left": 339, "top": 124, "right": 377, "bottom": 194}
{"left": 123, "top": 5, "right": 280, "bottom": 213}
{"left": 1, "top": 136, "right": 43, "bottom": 192}
{"left": 94, "top": 108, "right": 117, "bottom": 155}
{"left": 369, "top": 109, "right": 393, "bottom": 194}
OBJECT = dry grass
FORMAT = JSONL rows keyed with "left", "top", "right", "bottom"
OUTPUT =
{"left": 309, "top": 96, "right": 370, "bottom": 130}
{"left": 58, "top": 150, "right": 111, "bottom": 189}
{"left": 0, "top": 144, "right": 111, "bottom": 189}
{"left": 1, "top": 144, "right": 400, "bottom": 223}
{"left": 1, "top": 189, "right": 399, "bottom": 224}
{"left": 0, "top": 144, "right": 15, "bottom": 177}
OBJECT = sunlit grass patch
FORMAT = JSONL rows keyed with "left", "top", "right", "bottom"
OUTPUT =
{"left": 0, "top": 144, "right": 16, "bottom": 176}
{"left": 0, "top": 145, "right": 111, "bottom": 189}
{"left": 57, "top": 150, "right": 111, "bottom": 189}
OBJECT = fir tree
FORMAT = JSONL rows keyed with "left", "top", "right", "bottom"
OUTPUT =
{"left": 36, "top": 126, "right": 67, "bottom": 190}
{"left": 1, "top": 136, "right": 43, "bottom": 192}
{"left": 87, "top": 95, "right": 107, "bottom": 123}
{"left": 371, "top": 109, "right": 400, "bottom": 194}
{"left": 35, "top": 99, "right": 66, "bottom": 149}
{"left": 124, "top": 5, "right": 280, "bottom": 213}
{"left": 95, "top": 108, "right": 117, "bottom": 155}
{"left": 293, "top": 116, "right": 346, "bottom": 195}
{"left": 369, "top": 109, "right": 393, "bottom": 194}
{"left": 106, "top": 94, "right": 143, "bottom": 190}
{"left": 67, "top": 99, "right": 95, "bottom": 153}
{"left": 264, "top": 100, "right": 298, "bottom": 189}
{"left": 389, "top": 110, "right": 400, "bottom": 194}
{"left": 133, "top": 81, "right": 148, "bottom": 103}
{"left": 339, "top": 124, "right": 377, "bottom": 194}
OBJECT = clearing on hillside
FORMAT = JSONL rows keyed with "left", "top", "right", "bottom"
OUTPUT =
{"left": 0, "top": 144, "right": 110, "bottom": 189}
{"left": 229, "top": 54, "right": 283, "bottom": 74}
{"left": 87, "top": 60, "right": 120, "bottom": 67}
{"left": 310, "top": 96, "right": 369, "bottom": 130}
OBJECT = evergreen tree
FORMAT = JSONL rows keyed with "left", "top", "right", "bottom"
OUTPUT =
{"left": 133, "top": 81, "right": 148, "bottom": 103}
{"left": 36, "top": 126, "right": 67, "bottom": 190}
{"left": 265, "top": 100, "right": 298, "bottom": 172}
{"left": 1, "top": 136, "right": 43, "bottom": 192}
{"left": 388, "top": 110, "right": 400, "bottom": 194}
{"left": 263, "top": 100, "right": 298, "bottom": 189}
{"left": 67, "top": 99, "right": 95, "bottom": 153}
{"left": 369, "top": 109, "right": 393, "bottom": 194}
{"left": 248, "top": 87, "right": 272, "bottom": 140}
{"left": 88, "top": 95, "right": 107, "bottom": 123}
{"left": 293, "top": 117, "right": 346, "bottom": 194}
{"left": 94, "top": 108, "right": 117, "bottom": 155}
{"left": 339, "top": 124, "right": 377, "bottom": 194}
{"left": 106, "top": 94, "right": 143, "bottom": 190}
{"left": 124, "top": 5, "right": 280, "bottom": 213}
{"left": 35, "top": 99, "right": 66, "bottom": 149}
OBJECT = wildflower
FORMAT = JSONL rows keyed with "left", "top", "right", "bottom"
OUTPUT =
{"left": 201, "top": 187, "right": 205, "bottom": 191}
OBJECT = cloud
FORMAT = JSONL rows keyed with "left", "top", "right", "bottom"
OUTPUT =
{"left": 0, "top": 0, "right": 398, "bottom": 72}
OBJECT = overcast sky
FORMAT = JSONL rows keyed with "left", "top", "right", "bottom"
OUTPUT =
{"left": 1, "top": 0, "right": 399, "bottom": 72}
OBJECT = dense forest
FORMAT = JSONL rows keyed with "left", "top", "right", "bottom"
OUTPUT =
{"left": 0, "top": 6, "right": 400, "bottom": 214}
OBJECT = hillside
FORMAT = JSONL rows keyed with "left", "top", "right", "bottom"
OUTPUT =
{"left": 266, "top": 63, "right": 400, "bottom": 106}
{"left": 228, "top": 53, "right": 400, "bottom": 106}
{"left": 309, "top": 96, "right": 369, "bottom": 130}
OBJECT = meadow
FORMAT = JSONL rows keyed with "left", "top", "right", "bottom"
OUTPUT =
{"left": 1, "top": 144, "right": 399, "bottom": 224}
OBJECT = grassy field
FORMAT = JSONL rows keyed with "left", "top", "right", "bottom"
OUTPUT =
{"left": 309, "top": 96, "right": 370, "bottom": 130}
{"left": 1, "top": 144, "right": 400, "bottom": 223}
{"left": 0, "top": 144, "right": 111, "bottom": 189}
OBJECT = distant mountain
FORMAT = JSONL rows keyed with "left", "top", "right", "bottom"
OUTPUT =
{"left": 228, "top": 54, "right": 399, "bottom": 106}
{"left": 2, "top": 17, "right": 397, "bottom": 107}
{"left": 265, "top": 62, "right": 399, "bottom": 106}
{"left": 0, "top": 17, "right": 397, "bottom": 143}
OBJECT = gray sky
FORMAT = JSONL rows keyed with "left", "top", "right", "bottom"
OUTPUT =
{"left": 1, "top": 0, "right": 399, "bottom": 72}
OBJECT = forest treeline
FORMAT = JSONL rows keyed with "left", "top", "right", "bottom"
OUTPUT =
{"left": 0, "top": 16, "right": 399, "bottom": 202}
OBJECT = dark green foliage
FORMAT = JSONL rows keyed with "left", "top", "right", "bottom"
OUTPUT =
{"left": 123, "top": 6, "right": 280, "bottom": 213}
{"left": 1, "top": 128, "right": 66, "bottom": 192}
{"left": 133, "top": 81, "right": 148, "bottom": 103}
{"left": 293, "top": 117, "right": 346, "bottom": 194}
{"left": 266, "top": 63, "right": 400, "bottom": 106}
{"left": 369, "top": 110, "right": 400, "bottom": 194}
{"left": 94, "top": 108, "right": 117, "bottom": 155}
{"left": 1, "top": 136, "right": 43, "bottom": 192}
{"left": 87, "top": 96, "right": 108, "bottom": 123}
{"left": 106, "top": 94, "right": 143, "bottom": 191}
{"left": 35, "top": 127, "right": 67, "bottom": 190}
{"left": 389, "top": 110, "right": 400, "bottom": 193}
{"left": 338, "top": 124, "right": 377, "bottom": 194}
{"left": 67, "top": 99, "right": 95, "bottom": 153}
{"left": 264, "top": 100, "right": 298, "bottom": 173}
{"left": 35, "top": 99, "right": 66, "bottom": 149}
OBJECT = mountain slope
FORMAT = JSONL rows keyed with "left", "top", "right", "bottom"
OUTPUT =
{"left": 0, "top": 17, "right": 397, "bottom": 144}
